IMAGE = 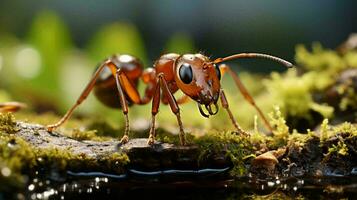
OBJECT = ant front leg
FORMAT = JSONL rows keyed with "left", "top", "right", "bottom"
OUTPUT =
{"left": 148, "top": 73, "right": 186, "bottom": 145}
{"left": 220, "top": 64, "right": 273, "bottom": 133}
{"left": 220, "top": 89, "right": 249, "bottom": 136}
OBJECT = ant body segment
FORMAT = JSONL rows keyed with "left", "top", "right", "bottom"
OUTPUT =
{"left": 47, "top": 53, "right": 293, "bottom": 145}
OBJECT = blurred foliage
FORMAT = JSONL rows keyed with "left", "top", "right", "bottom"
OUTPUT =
{"left": 296, "top": 43, "right": 357, "bottom": 73}
{"left": 0, "top": 10, "right": 357, "bottom": 135}
{"left": 165, "top": 32, "right": 195, "bottom": 54}
{"left": 264, "top": 69, "right": 334, "bottom": 119}
{"left": 26, "top": 10, "right": 73, "bottom": 94}
{"left": 87, "top": 22, "right": 147, "bottom": 64}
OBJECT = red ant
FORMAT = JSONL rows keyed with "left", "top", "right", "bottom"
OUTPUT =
{"left": 47, "top": 53, "right": 293, "bottom": 145}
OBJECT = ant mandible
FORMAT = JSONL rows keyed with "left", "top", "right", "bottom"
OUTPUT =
{"left": 47, "top": 52, "right": 293, "bottom": 145}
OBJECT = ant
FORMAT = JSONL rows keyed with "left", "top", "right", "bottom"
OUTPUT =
{"left": 47, "top": 53, "right": 293, "bottom": 145}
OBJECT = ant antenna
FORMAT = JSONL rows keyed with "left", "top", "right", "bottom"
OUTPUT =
{"left": 212, "top": 53, "right": 294, "bottom": 68}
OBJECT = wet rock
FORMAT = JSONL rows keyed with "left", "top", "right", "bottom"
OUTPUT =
{"left": 13, "top": 122, "right": 232, "bottom": 177}
{"left": 119, "top": 138, "right": 232, "bottom": 171}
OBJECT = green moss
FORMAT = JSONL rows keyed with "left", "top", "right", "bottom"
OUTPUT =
{"left": 195, "top": 131, "right": 254, "bottom": 176}
{"left": 332, "top": 122, "right": 357, "bottom": 136}
{"left": 0, "top": 114, "right": 130, "bottom": 192}
{"left": 68, "top": 128, "right": 110, "bottom": 141}
{"left": 264, "top": 70, "right": 334, "bottom": 120}
{"left": 339, "top": 84, "right": 357, "bottom": 111}
{"left": 86, "top": 120, "right": 119, "bottom": 137}
{"left": 155, "top": 128, "right": 195, "bottom": 145}
{"left": 35, "top": 147, "right": 74, "bottom": 171}
{"left": 288, "top": 130, "right": 314, "bottom": 147}
{"left": 295, "top": 43, "right": 355, "bottom": 73}
{"left": 0, "top": 113, "right": 18, "bottom": 134}
{"left": 100, "top": 152, "right": 129, "bottom": 174}
{"left": 34, "top": 147, "right": 129, "bottom": 174}
{"left": 320, "top": 119, "right": 330, "bottom": 143}
{"left": 268, "top": 107, "right": 290, "bottom": 148}
{"left": 0, "top": 134, "right": 36, "bottom": 191}
{"left": 328, "top": 141, "right": 348, "bottom": 156}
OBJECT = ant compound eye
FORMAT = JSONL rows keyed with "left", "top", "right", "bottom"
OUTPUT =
{"left": 215, "top": 64, "right": 221, "bottom": 80}
{"left": 179, "top": 63, "right": 193, "bottom": 84}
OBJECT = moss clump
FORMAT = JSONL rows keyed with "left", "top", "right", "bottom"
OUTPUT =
{"left": 0, "top": 135, "right": 36, "bottom": 191}
{"left": 34, "top": 147, "right": 129, "bottom": 174}
{"left": 264, "top": 70, "right": 334, "bottom": 124}
{"left": 268, "top": 107, "right": 290, "bottom": 148}
{"left": 195, "top": 131, "right": 254, "bottom": 176}
{"left": 0, "top": 114, "right": 131, "bottom": 193}
{"left": 155, "top": 128, "right": 195, "bottom": 145}
{"left": 0, "top": 113, "right": 18, "bottom": 134}
{"left": 68, "top": 128, "right": 110, "bottom": 141}
{"left": 296, "top": 43, "right": 357, "bottom": 73}
{"left": 320, "top": 119, "right": 330, "bottom": 143}
{"left": 99, "top": 152, "right": 129, "bottom": 174}
{"left": 35, "top": 147, "right": 75, "bottom": 171}
{"left": 86, "top": 120, "right": 119, "bottom": 137}
{"left": 327, "top": 141, "right": 348, "bottom": 156}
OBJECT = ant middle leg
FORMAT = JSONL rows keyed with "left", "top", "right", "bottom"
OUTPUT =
{"left": 220, "top": 89, "right": 249, "bottom": 136}
{"left": 220, "top": 64, "right": 273, "bottom": 133}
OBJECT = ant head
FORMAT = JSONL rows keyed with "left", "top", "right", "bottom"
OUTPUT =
{"left": 174, "top": 53, "right": 221, "bottom": 117}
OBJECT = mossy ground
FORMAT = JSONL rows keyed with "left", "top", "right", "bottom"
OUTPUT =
{"left": 0, "top": 43, "right": 356, "bottom": 196}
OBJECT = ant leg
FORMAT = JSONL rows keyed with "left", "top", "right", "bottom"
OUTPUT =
{"left": 220, "top": 64, "right": 273, "bottom": 133}
{"left": 0, "top": 102, "right": 26, "bottom": 113}
{"left": 113, "top": 68, "right": 131, "bottom": 144}
{"left": 176, "top": 95, "right": 190, "bottom": 104}
{"left": 111, "top": 67, "right": 157, "bottom": 143}
{"left": 158, "top": 74, "right": 186, "bottom": 145}
{"left": 47, "top": 60, "right": 117, "bottom": 132}
{"left": 147, "top": 80, "right": 161, "bottom": 145}
{"left": 220, "top": 89, "right": 249, "bottom": 136}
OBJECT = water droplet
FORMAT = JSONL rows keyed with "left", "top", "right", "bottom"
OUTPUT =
{"left": 28, "top": 184, "right": 35, "bottom": 191}
{"left": 267, "top": 181, "right": 275, "bottom": 187}
{"left": 1, "top": 167, "right": 11, "bottom": 177}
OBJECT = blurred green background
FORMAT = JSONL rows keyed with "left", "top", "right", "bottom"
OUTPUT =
{"left": 0, "top": 0, "right": 356, "bottom": 133}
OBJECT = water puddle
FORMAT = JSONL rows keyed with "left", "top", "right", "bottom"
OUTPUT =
{"left": 18, "top": 169, "right": 357, "bottom": 200}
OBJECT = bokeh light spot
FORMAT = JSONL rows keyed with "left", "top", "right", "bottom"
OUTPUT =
{"left": 15, "top": 47, "right": 42, "bottom": 78}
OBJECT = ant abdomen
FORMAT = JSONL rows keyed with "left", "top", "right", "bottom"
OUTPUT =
{"left": 94, "top": 54, "right": 143, "bottom": 108}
